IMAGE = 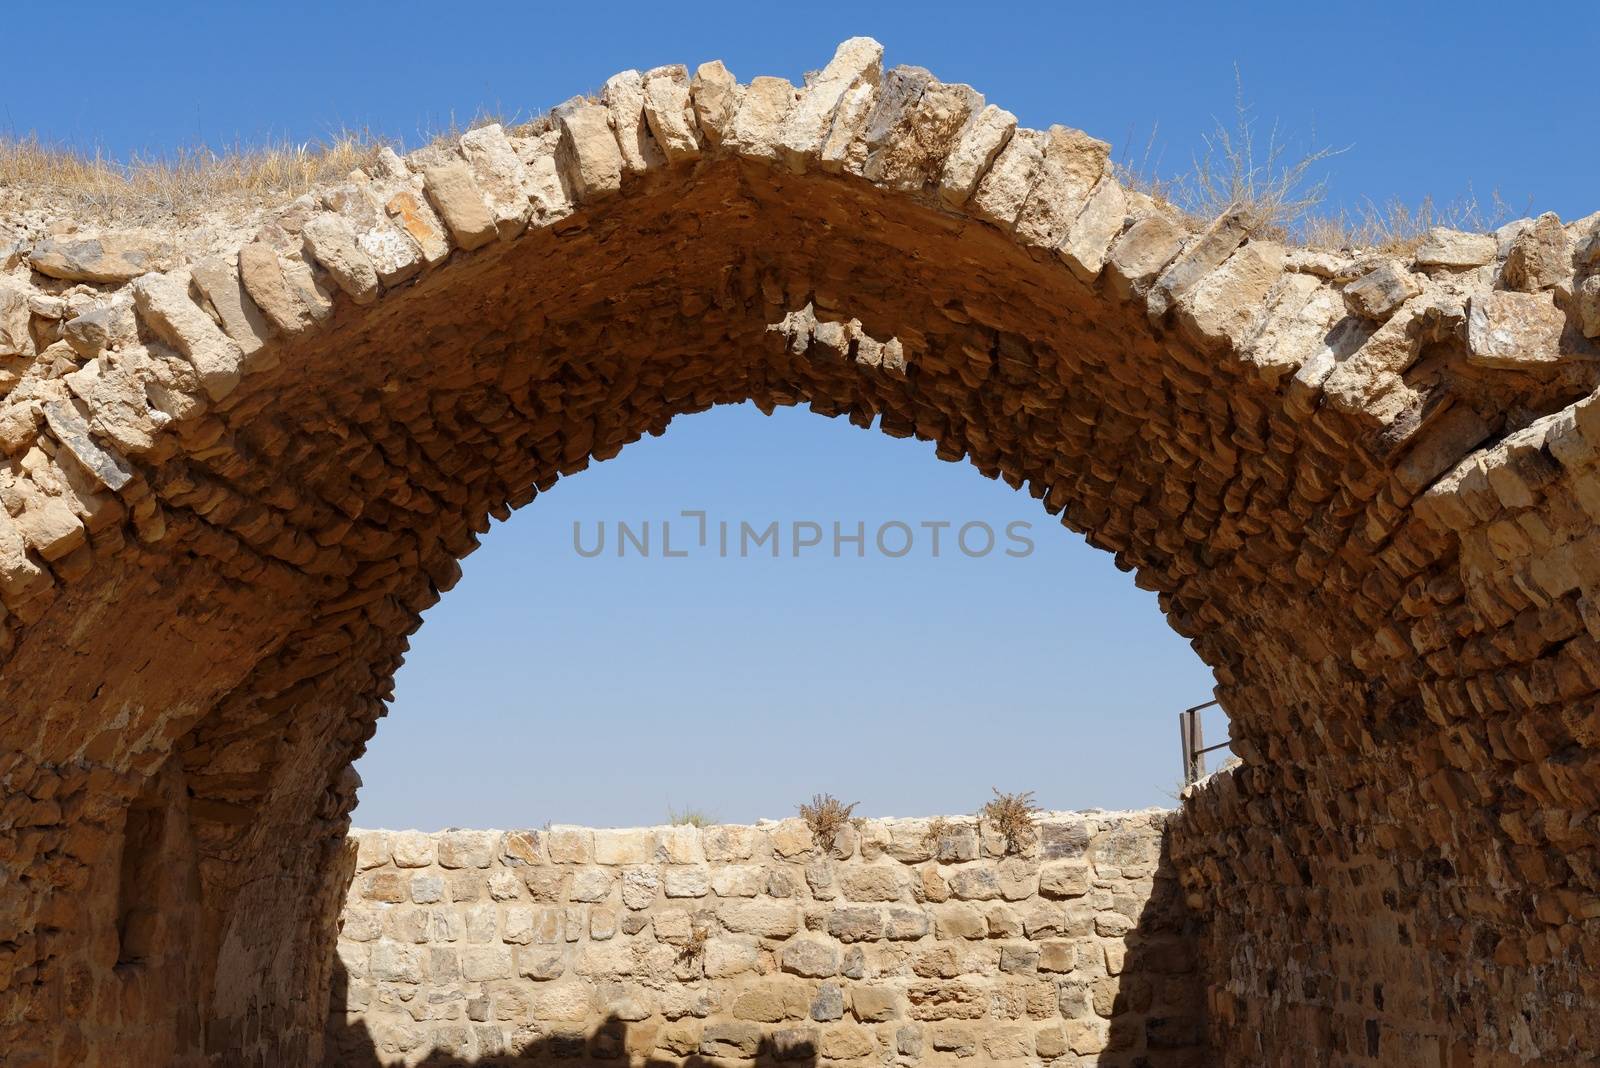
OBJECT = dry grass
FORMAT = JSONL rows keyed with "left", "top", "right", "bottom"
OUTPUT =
{"left": 798, "top": 793, "right": 858, "bottom": 854}
{"left": 979, "top": 788, "right": 1041, "bottom": 855}
{"left": 922, "top": 816, "right": 953, "bottom": 849}
{"left": 667, "top": 806, "right": 714, "bottom": 828}
{"left": 1115, "top": 67, "right": 1523, "bottom": 252}
{"left": 1298, "top": 188, "right": 1522, "bottom": 254}
{"left": 0, "top": 132, "right": 390, "bottom": 227}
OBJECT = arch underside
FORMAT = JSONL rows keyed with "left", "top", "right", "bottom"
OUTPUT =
{"left": 2, "top": 41, "right": 1600, "bottom": 1066}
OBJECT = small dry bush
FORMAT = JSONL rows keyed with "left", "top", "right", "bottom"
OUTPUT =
{"left": 922, "top": 816, "right": 953, "bottom": 849}
{"left": 676, "top": 922, "right": 710, "bottom": 965}
{"left": 667, "top": 806, "right": 713, "bottom": 828}
{"left": 1115, "top": 66, "right": 1520, "bottom": 251}
{"left": 798, "top": 793, "right": 858, "bottom": 853}
{"left": 980, "top": 788, "right": 1041, "bottom": 854}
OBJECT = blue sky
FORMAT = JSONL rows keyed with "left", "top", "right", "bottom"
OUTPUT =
{"left": 15, "top": 2, "right": 1594, "bottom": 828}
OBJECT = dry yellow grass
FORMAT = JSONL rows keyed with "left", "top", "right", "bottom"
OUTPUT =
{"left": 0, "top": 133, "right": 387, "bottom": 227}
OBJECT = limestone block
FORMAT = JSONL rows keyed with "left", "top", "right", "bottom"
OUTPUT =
{"left": 130, "top": 271, "right": 242, "bottom": 401}
{"left": 940, "top": 104, "right": 1016, "bottom": 207}
{"left": 190, "top": 255, "right": 275, "bottom": 357}
{"left": 458, "top": 124, "right": 535, "bottom": 237}
{"left": 776, "top": 36, "right": 882, "bottom": 173}
{"left": 857, "top": 68, "right": 982, "bottom": 191}
{"left": 30, "top": 232, "right": 174, "bottom": 283}
{"left": 725, "top": 76, "right": 797, "bottom": 163}
{"left": 1501, "top": 212, "right": 1570, "bottom": 292}
{"left": 1147, "top": 208, "right": 1253, "bottom": 321}
{"left": 1414, "top": 227, "right": 1497, "bottom": 268}
{"left": 301, "top": 213, "right": 380, "bottom": 304}
{"left": 420, "top": 161, "right": 499, "bottom": 250}
{"left": 641, "top": 65, "right": 700, "bottom": 163}
{"left": 1466, "top": 290, "right": 1567, "bottom": 368}
{"left": 690, "top": 60, "right": 741, "bottom": 147}
{"left": 1106, "top": 212, "right": 1188, "bottom": 301}
{"left": 1175, "top": 241, "right": 1286, "bottom": 353}
{"left": 602, "top": 71, "right": 666, "bottom": 174}
{"left": 557, "top": 106, "right": 626, "bottom": 199}
{"left": 0, "top": 281, "right": 34, "bottom": 358}
{"left": 511, "top": 130, "right": 576, "bottom": 225}
{"left": 1015, "top": 125, "right": 1111, "bottom": 251}
{"left": 1059, "top": 172, "right": 1127, "bottom": 282}
{"left": 1343, "top": 261, "right": 1422, "bottom": 320}
{"left": 970, "top": 127, "right": 1045, "bottom": 230}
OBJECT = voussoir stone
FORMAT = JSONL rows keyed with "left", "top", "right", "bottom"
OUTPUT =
{"left": 420, "top": 161, "right": 498, "bottom": 249}
{"left": 130, "top": 271, "right": 242, "bottom": 401}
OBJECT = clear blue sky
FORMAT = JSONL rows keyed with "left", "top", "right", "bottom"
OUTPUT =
{"left": 15, "top": 2, "right": 1594, "bottom": 828}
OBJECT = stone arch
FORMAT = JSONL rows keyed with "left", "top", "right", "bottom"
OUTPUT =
{"left": 2, "top": 37, "right": 1599, "bottom": 1066}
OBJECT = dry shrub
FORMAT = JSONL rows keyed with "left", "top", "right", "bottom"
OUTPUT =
{"left": 1113, "top": 67, "right": 1520, "bottom": 251}
{"left": 667, "top": 806, "right": 713, "bottom": 828}
{"left": 798, "top": 793, "right": 858, "bottom": 854}
{"left": 676, "top": 922, "right": 710, "bottom": 965}
{"left": 922, "top": 816, "right": 952, "bottom": 849}
{"left": 980, "top": 788, "right": 1041, "bottom": 855}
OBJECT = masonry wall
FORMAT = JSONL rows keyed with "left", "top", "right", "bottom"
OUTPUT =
{"left": 325, "top": 811, "right": 1200, "bottom": 1066}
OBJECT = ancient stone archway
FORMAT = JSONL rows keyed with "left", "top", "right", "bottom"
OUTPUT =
{"left": 3, "top": 36, "right": 1600, "bottom": 1066}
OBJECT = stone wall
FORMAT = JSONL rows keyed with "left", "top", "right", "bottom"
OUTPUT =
{"left": 325, "top": 811, "right": 1199, "bottom": 1065}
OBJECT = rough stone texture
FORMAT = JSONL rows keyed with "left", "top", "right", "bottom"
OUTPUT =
{"left": 2, "top": 36, "right": 1600, "bottom": 1068}
{"left": 327, "top": 814, "right": 1191, "bottom": 1065}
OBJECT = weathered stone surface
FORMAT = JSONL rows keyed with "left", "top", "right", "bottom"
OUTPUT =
{"left": 1343, "top": 261, "right": 1421, "bottom": 320}
{"left": 939, "top": 104, "right": 1015, "bottom": 207}
{"left": 689, "top": 60, "right": 741, "bottom": 147}
{"left": 30, "top": 232, "right": 173, "bottom": 283}
{"left": 1146, "top": 208, "right": 1252, "bottom": 321}
{"left": 602, "top": 70, "right": 665, "bottom": 175}
{"left": 1014, "top": 125, "right": 1111, "bottom": 250}
{"left": 0, "top": 280, "right": 33, "bottom": 357}
{"left": 1058, "top": 172, "right": 1127, "bottom": 282}
{"left": 1577, "top": 275, "right": 1600, "bottom": 339}
{"left": 130, "top": 271, "right": 243, "bottom": 401}
{"left": 1465, "top": 290, "right": 1567, "bottom": 368}
{"left": 1175, "top": 240, "right": 1285, "bottom": 352}
{"left": 858, "top": 67, "right": 982, "bottom": 191}
{"left": 412, "top": 163, "right": 493, "bottom": 253}
{"left": 969, "top": 126, "right": 1043, "bottom": 229}
{"left": 777, "top": 36, "right": 881, "bottom": 173}
{"left": 642, "top": 66, "right": 700, "bottom": 163}
{"left": 1501, "top": 211, "right": 1570, "bottom": 292}
{"left": 459, "top": 124, "right": 536, "bottom": 237}
{"left": 1414, "top": 226, "right": 1497, "bottom": 268}
{"left": 555, "top": 105, "right": 626, "bottom": 200}
{"left": 1105, "top": 211, "right": 1188, "bottom": 301}
{"left": 190, "top": 255, "right": 275, "bottom": 357}
{"left": 725, "top": 76, "right": 797, "bottom": 163}
{"left": 301, "top": 213, "right": 380, "bottom": 304}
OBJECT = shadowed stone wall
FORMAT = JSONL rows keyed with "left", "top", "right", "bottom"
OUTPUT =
{"left": 325, "top": 812, "right": 1198, "bottom": 1066}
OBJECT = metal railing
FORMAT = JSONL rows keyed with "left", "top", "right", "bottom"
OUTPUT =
{"left": 1179, "top": 699, "right": 1232, "bottom": 786}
